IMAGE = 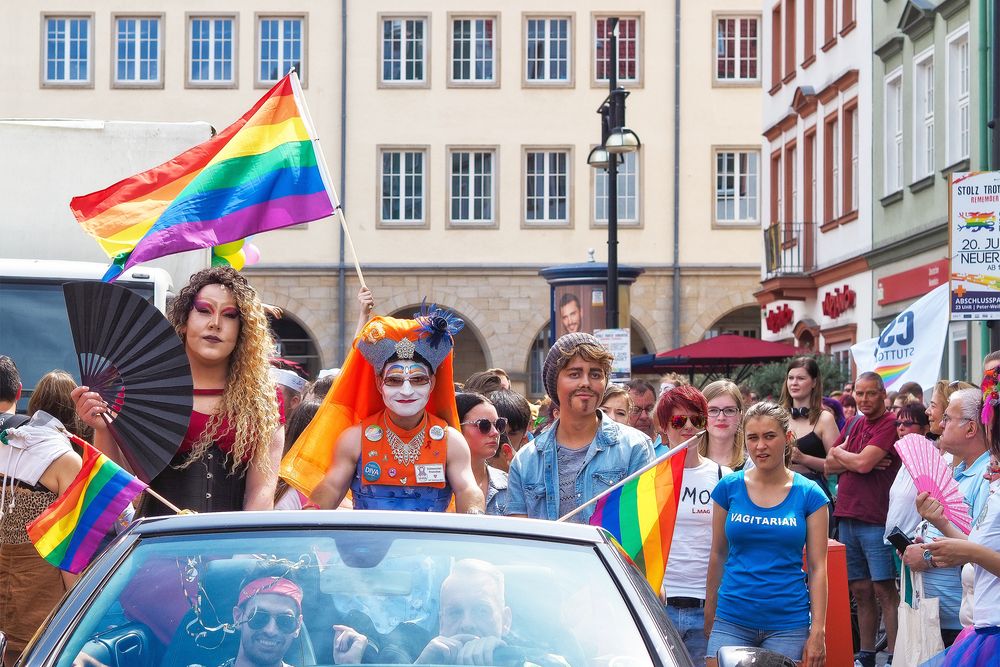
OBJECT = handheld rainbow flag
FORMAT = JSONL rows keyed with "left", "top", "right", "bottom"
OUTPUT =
{"left": 28, "top": 440, "right": 146, "bottom": 574}
{"left": 70, "top": 71, "right": 335, "bottom": 281}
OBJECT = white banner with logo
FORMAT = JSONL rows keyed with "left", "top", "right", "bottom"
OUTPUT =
{"left": 850, "top": 283, "right": 949, "bottom": 392}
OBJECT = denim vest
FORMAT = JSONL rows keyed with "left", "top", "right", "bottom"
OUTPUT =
{"left": 486, "top": 465, "right": 509, "bottom": 516}
{"left": 507, "top": 411, "right": 653, "bottom": 522}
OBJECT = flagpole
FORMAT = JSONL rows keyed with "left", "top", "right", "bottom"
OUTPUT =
{"left": 288, "top": 70, "right": 367, "bottom": 289}
{"left": 557, "top": 430, "right": 705, "bottom": 523}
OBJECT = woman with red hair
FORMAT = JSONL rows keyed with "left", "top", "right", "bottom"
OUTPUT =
{"left": 656, "top": 385, "right": 730, "bottom": 665}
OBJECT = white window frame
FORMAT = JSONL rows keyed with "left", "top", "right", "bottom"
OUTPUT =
{"left": 448, "top": 15, "right": 497, "bottom": 86}
{"left": 830, "top": 118, "right": 841, "bottom": 219}
{"left": 42, "top": 14, "right": 93, "bottom": 87}
{"left": 714, "top": 148, "right": 760, "bottom": 226}
{"left": 714, "top": 15, "right": 760, "bottom": 84}
{"left": 112, "top": 15, "right": 163, "bottom": 88}
{"left": 594, "top": 151, "right": 640, "bottom": 227}
{"left": 380, "top": 15, "right": 429, "bottom": 87}
{"left": 187, "top": 15, "right": 237, "bottom": 88}
{"left": 884, "top": 68, "right": 903, "bottom": 195}
{"left": 850, "top": 107, "right": 859, "bottom": 211}
{"left": 790, "top": 146, "right": 798, "bottom": 222}
{"left": 448, "top": 147, "right": 497, "bottom": 227}
{"left": 946, "top": 25, "right": 971, "bottom": 165}
{"left": 523, "top": 148, "right": 572, "bottom": 226}
{"left": 523, "top": 15, "right": 572, "bottom": 86}
{"left": 809, "top": 132, "right": 817, "bottom": 223}
{"left": 775, "top": 152, "right": 784, "bottom": 224}
{"left": 256, "top": 14, "right": 305, "bottom": 88}
{"left": 913, "top": 48, "right": 935, "bottom": 180}
{"left": 378, "top": 147, "right": 428, "bottom": 228}
{"left": 593, "top": 15, "right": 641, "bottom": 86}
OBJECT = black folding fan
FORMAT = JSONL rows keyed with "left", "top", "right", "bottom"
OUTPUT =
{"left": 64, "top": 281, "right": 193, "bottom": 483}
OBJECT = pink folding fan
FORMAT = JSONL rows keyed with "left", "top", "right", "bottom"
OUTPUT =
{"left": 894, "top": 433, "right": 972, "bottom": 534}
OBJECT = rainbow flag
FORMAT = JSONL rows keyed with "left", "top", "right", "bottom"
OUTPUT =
{"left": 589, "top": 451, "right": 686, "bottom": 593}
{"left": 70, "top": 71, "right": 334, "bottom": 280}
{"left": 28, "top": 441, "right": 146, "bottom": 574}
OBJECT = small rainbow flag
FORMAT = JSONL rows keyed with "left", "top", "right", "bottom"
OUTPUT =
{"left": 28, "top": 441, "right": 146, "bottom": 574}
{"left": 876, "top": 361, "right": 911, "bottom": 388}
{"left": 589, "top": 451, "right": 686, "bottom": 593}
{"left": 70, "top": 71, "right": 334, "bottom": 280}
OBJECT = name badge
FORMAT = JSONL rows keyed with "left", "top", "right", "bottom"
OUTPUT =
{"left": 414, "top": 463, "right": 446, "bottom": 484}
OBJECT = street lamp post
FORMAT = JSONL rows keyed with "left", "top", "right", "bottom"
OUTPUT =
{"left": 587, "top": 18, "right": 641, "bottom": 330}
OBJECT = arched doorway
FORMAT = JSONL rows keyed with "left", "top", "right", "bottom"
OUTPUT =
{"left": 704, "top": 305, "right": 761, "bottom": 339}
{"left": 388, "top": 306, "right": 489, "bottom": 384}
{"left": 267, "top": 312, "right": 321, "bottom": 377}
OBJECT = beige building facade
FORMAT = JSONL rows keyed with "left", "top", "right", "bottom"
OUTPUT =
{"left": 2, "top": 0, "right": 764, "bottom": 394}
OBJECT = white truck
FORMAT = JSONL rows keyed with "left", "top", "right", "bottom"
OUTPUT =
{"left": 0, "top": 119, "right": 214, "bottom": 404}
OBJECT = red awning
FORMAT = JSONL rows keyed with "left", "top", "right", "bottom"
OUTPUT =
{"left": 655, "top": 334, "right": 801, "bottom": 363}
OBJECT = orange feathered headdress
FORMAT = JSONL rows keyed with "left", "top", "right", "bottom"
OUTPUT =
{"left": 279, "top": 311, "right": 461, "bottom": 497}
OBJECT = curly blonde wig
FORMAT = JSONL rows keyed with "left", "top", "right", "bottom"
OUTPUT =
{"left": 168, "top": 266, "right": 279, "bottom": 473}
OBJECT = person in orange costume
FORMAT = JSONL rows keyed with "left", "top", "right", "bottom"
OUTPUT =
{"left": 280, "top": 303, "right": 485, "bottom": 513}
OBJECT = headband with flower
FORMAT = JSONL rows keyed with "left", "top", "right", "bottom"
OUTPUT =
{"left": 981, "top": 366, "right": 999, "bottom": 425}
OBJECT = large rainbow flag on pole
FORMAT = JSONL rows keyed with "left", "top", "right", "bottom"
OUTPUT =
{"left": 27, "top": 441, "right": 146, "bottom": 574}
{"left": 587, "top": 443, "right": 688, "bottom": 593}
{"left": 70, "top": 71, "right": 335, "bottom": 281}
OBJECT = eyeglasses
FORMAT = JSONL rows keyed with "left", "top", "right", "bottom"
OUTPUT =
{"left": 895, "top": 420, "right": 918, "bottom": 428}
{"left": 668, "top": 414, "right": 707, "bottom": 429}
{"left": 629, "top": 406, "right": 654, "bottom": 416}
{"left": 461, "top": 417, "right": 508, "bottom": 434}
{"left": 940, "top": 414, "right": 972, "bottom": 426}
{"left": 708, "top": 407, "right": 740, "bottom": 418}
{"left": 243, "top": 609, "right": 299, "bottom": 634}
{"left": 382, "top": 375, "right": 430, "bottom": 387}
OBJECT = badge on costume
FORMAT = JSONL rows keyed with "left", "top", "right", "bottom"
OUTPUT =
{"left": 365, "top": 425, "right": 384, "bottom": 441}
{"left": 363, "top": 461, "right": 381, "bottom": 482}
{"left": 429, "top": 425, "right": 445, "bottom": 441}
{"left": 388, "top": 468, "right": 397, "bottom": 478}
{"left": 414, "top": 463, "right": 446, "bottom": 484}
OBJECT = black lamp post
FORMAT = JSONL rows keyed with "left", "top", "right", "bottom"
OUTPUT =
{"left": 587, "top": 18, "right": 641, "bottom": 330}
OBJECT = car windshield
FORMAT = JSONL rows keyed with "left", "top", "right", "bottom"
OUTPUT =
{"left": 53, "top": 528, "right": 654, "bottom": 667}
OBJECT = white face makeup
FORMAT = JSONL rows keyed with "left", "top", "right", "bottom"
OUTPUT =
{"left": 379, "top": 361, "right": 433, "bottom": 417}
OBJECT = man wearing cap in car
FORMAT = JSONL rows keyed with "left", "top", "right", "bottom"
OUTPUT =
{"left": 227, "top": 577, "right": 368, "bottom": 667}
{"left": 280, "top": 303, "right": 485, "bottom": 514}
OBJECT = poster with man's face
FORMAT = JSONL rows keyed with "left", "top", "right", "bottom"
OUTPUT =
{"left": 555, "top": 285, "right": 604, "bottom": 336}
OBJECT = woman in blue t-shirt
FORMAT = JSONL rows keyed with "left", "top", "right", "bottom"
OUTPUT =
{"left": 704, "top": 402, "right": 830, "bottom": 667}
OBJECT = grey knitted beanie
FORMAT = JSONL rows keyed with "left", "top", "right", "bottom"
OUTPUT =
{"left": 542, "top": 332, "right": 603, "bottom": 406}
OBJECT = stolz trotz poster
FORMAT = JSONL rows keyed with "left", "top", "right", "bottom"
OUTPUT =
{"left": 950, "top": 171, "right": 1000, "bottom": 320}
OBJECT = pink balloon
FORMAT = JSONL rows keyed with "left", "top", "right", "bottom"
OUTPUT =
{"left": 244, "top": 243, "right": 261, "bottom": 266}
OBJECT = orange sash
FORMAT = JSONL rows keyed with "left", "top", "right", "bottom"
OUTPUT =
{"left": 358, "top": 412, "right": 449, "bottom": 488}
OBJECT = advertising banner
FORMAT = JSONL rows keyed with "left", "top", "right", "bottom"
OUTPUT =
{"left": 950, "top": 171, "right": 1000, "bottom": 320}
{"left": 850, "top": 283, "right": 949, "bottom": 392}
{"left": 594, "top": 328, "right": 631, "bottom": 382}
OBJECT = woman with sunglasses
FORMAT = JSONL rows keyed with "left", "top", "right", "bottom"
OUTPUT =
{"left": 705, "top": 402, "right": 829, "bottom": 667}
{"left": 780, "top": 357, "right": 839, "bottom": 501}
{"left": 456, "top": 392, "right": 509, "bottom": 516}
{"left": 655, "top": 385, "right": 729, "bottom": 665}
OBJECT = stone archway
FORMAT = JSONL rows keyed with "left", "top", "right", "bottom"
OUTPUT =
{"left": 254, "top": 286, "right": 328, "bottom": 370}
{"left": 705, "top": 304, "right": 762, "bottom": 339}
{"left": 685, "top": 296, "right": 760, "bottom": 343}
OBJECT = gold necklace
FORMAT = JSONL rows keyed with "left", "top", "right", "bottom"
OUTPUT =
{"left": 383, "top": 415, "right": 426, "bottom": 465}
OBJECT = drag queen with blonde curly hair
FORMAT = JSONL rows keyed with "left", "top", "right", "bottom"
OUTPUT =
{"left": 74, "top": 266, "right": 283, "bottom": 515}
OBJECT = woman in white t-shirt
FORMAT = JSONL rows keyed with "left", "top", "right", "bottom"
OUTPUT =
{"left": 921, "top": 367, "right": 1000, "bottom": 665}
{"left": 655, "top": 385, "right": 730, "bottom": 666}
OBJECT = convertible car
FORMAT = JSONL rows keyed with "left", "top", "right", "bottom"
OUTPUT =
{"left": 12, "top": 511, "right": 695, "bottom": 667}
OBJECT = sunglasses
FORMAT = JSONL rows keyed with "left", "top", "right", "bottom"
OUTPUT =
{"left": 896, "top": 420, "right": 918, "bottom": 428}
{"left": 461, "top": 418, "right": 508, "bottom": 435}
{"left": 668, "top": 414, "right": 707, "bottom": 429}
{"left": 244, "top": 609, "right": 299, "bottom": 634}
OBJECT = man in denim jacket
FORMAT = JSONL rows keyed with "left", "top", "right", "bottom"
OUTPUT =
{"left": 507, "top": 333, "right": 653, "bottom": 522}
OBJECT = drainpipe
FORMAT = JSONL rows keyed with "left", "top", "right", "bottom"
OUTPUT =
{"left": 671, "top": 0, "right": 682, "bottom": 347}
{"left": 337, "top": 0, "right": 349, "bottom": 363}
{"left": 979, "top": 0, "right": 991, "bottom": 355}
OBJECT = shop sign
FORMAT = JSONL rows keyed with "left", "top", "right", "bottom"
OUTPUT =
{"left": 765, "top": 304, "right": 793, "bottom": 334}
{"left": 877, "top": 259, "right": 949, "bottom": 306}
{"left": 822, "top": 285, "right": 856, "bottom": 318}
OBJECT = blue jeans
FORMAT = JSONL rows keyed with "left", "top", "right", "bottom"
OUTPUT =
{"left": 707, "top": 617, "right": 810, "bottom": 661}
{"left": 666, "top": 604, "right": 708, "bottom": 666}
{"left": 840, "top": 518, "right": 896, "bottom": 582}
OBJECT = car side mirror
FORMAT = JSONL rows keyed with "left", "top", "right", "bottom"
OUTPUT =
{"left": 716, "top": 646, "right": 798, "bottom": 667}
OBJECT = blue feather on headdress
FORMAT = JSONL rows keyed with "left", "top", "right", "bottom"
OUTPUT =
{"left": 414, "top": 299, "right": 465, "bottom": 349}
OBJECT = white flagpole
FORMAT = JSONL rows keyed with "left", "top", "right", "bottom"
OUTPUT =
{"left": 288, "top": 70, "right": 367, "bottom": 288}
{"left": 557, "top": 430, "right": 705, "bottom": 523}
